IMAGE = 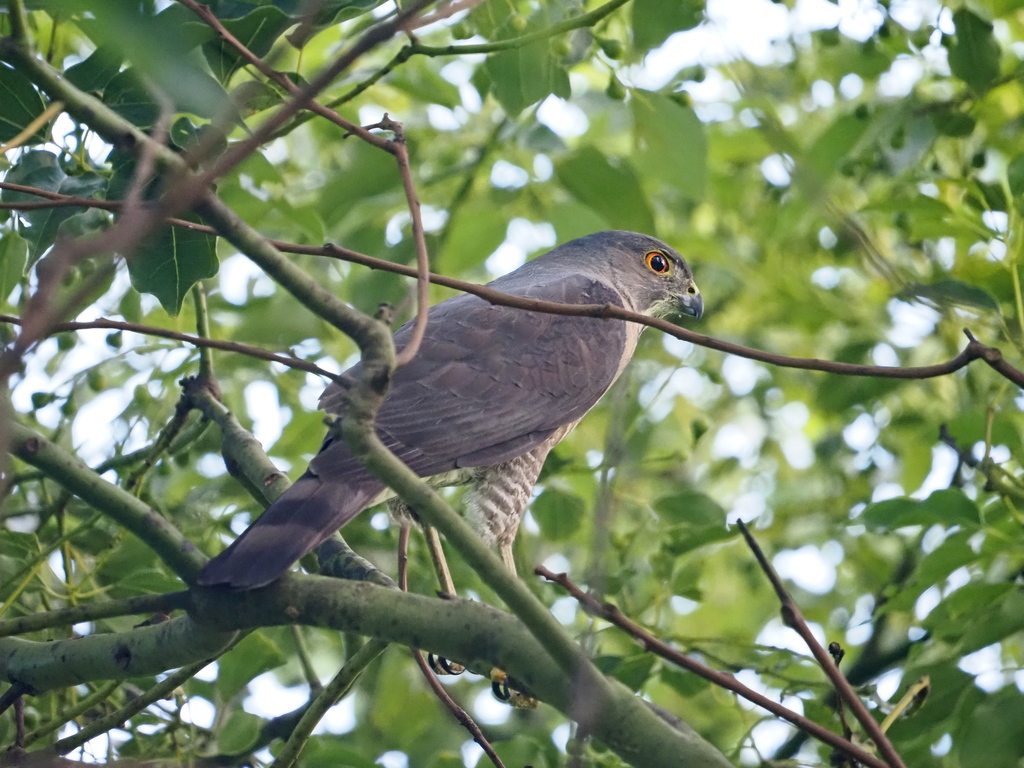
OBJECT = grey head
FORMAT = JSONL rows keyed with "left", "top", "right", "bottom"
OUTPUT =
{"left": 490, "top": 230, "right": 703, "bottom": 321}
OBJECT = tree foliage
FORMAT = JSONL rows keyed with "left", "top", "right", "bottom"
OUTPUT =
{"left": 1, "top": 0, "right": 1024, "bottom": 767}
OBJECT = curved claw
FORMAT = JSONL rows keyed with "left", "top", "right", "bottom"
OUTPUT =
{"left": 489, "top": 668, "right": 538, "bottom": 710}
{"left": 427, "top": 653, "right": 465, "bottom": 676}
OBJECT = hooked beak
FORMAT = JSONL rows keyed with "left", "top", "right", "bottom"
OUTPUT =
{"left": 678, "top": 291, "right": 703, "bottom": 321}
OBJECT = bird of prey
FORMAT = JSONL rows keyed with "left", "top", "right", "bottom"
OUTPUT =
{"left": 198, "top": 230, "right": 703, "bottom": 589}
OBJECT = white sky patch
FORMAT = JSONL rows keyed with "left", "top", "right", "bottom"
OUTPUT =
{"left": 721, "top": 355, "right": 768, "bottom": 396}
{"left": 877, "top": 56, "right": 924, "bottom": 98}
{"left": 472, "top": 688, "right": 512, "bottom": 726}
{"left": 376, "top": 751, "right": 409, "bottom": 768}
{"left": 51, "top": 112, "right": 111, "bottom": 165}
{"left": 462, "top": 740, "right": 484, "bottom": 767}
{"left": 811, "top": 266, "right": 840, "bottom": 289}
{"left": 219, "top": 253, "right": 275, "bottom": 304}
{"left": 959, "top": 643, "right": 1007, "bottom": 692}
{"left": 760, "top": 154, "right": 791, "bottom": 186}
{"left": 914, "top": 585, "right": 940, "bottom": 621}
{"left": 490, "top": 160, "right": 530, "bottom": 188}
{"left": 809, "top": 79, "right": 836, "bottom": 109}
{"left": 536, "top": 96, "right": 589, "bottom": 138}
{"left": 756, "top": 616, "right": 825, "bottom": 655}
{"left": 551, "top": 595, "right": 578, "bottom": 625}
{"left": 542, "top": 553, "right": 571, "bottom": 575}
{"left": 244, "top": 673, "right": 307, "bottom": 718}
{"left": 751, "top": 719, "right": 796, "bottom": 758}
{"left": 728, "top": 491, "right": 765, "bottom": 525}
{"left": 713, "top": 416, "right": 767, "bottom": 464}
{"left": 533, "top": 154, "right": 554, "bottom": 181}
{"left": 875, "top": 668, "right": 903, "bottom": 701}
{"left": 244, "top": 379, "right": 289, "bottom": 449}
{"left": 839, "top": 72, "right": 864, "bottom": 99}
{"left": 485, "top": 242, "right": 526, "bottom": 276}
{"left": 72, "top": 390, "right": 132, "bottom": 465}
{"left": 671, "top": 595, "right": 699, "bottom": 615}
{"left": 887, "top": 299, "right": 940, "bottom": 347}
{"left": 843, "top": 412, "right": 878, "bottom": 452}
{"left": 871, "top": 482, "right": 905, "bottom": 502}
{"left": 773, "top": 545, "right": 837, "bottom": 593}
{"left": 427, "top": 104, "right": 466, "bottom": 130}
{"left": 181, "top": 694, "right": 216, "bottom": 728}
{"left": 551, "top": 722, "right": 572, "bottom": 753}
{"left": 913, "top": 444, "right": 958, "bottom": 498}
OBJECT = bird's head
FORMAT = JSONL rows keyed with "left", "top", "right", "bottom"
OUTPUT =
{"left": 568, "top": 231, "right": 703, "bottom": 321}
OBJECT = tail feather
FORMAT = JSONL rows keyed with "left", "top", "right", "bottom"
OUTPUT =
{"left": 196, "top": 473, "right": 384, "bottom": 589}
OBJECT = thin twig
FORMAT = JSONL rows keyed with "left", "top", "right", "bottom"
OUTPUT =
{"left": 0, "top": 314, "right": 338, "bottom": 381}
{"left": 176, "top": 0, "right": 392, "bottom": 150}
{"left": 52, "top": 657, "right": 211, "bottom": 754}
{"left": 378, "top": 116, "right": 431, "bottom": 366}
{"left": 0, "top": 99, "right": 63, "bottom": 155}
{"left": 5, "top": 182, "right": 1024, "bottom": 390}
{"left": 398, "top": 524, "right": 506, "bottom": 768}
{"left": 736, "top": 521, "right": 909, "bottom": 768}
{"left": 535, "top": 566, "right": 890, "bottom": 768}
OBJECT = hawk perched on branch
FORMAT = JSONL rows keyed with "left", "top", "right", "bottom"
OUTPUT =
{"left": 198, "top": 230, "right": 703, "bottom": 589}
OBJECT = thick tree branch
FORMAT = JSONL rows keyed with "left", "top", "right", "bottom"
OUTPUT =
{"left": 190, "top": 575, "right": 732, "bottom": 768}
{"left": 0, "top": 614, "right": 233, "bottom": 694}
{"left": 0, "top": 591, "right": 190, "bottom": 639}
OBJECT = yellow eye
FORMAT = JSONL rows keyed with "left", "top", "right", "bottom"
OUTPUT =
{"left": 645, "top": 251, "right": 672, "bottom": 275}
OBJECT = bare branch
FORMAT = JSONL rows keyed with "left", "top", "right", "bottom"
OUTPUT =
{"left": 5, "top": 180, "right": 1024, "bottom": 389}
{"left": 0, "top": 314, "right": 339, "bottom": 381}
{"left": 536, "top": 565, "right": 891, "bottom": 768}
{"left": 736, "top": 521, "right": 909, "bottom": 768}
{"left": 398, "top": 525, "right": 507, "bottom": 768}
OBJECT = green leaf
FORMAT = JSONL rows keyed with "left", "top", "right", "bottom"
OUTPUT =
{"left": 555, "top": 146, "right": 655, "bottom": 233}
{"left": 632, "top": 90, "right": 707, "bottom": 201}
{"left": 863, "top": 490, "right": 980, "bottom": 531}
{"left": 632, "top": 0, "right": 703, "bottom": 53}
{"left": 105, "top": 68, "right": 161, "bottom": 129}
{"left": 900, "top": 280, "right": 1000, "bottom": 313}
{"left": 317, "top": 141, "right": 402, "bottom": 227}
{"left": 594, "top": 653, "right": 657, "bottom": 691}
{"left": 0, "top": 233, "right": 28, "bottom": 305}
{"left": 654, "top": 489, "right": 725, "bottom": 527}
{"left": 485, "top": 38, "right": 570, "bottom": 116}
{"left": 947, "top": 9, "right": 1001, "bottom": 93}
{"left": 931, "top": 110, "right": 976, "bottom": 137}
{"left": 203, "top": 6, "right": 291, "bottom": 83}
{"left": 215, "top": 631, "right": 286, "bottom": 702}
{"left": 0, "top": 151, "right": 106, "bottom": 260}
{"left": 127, "top": 220, "right": 219, "bottom": 315}
{"left": 65, "top": 45, "right": 124, "bottom": 93}
{"left": 389, "top": 60, "right": 462, "bottom": 109}
{"left": 531, "top": 487, "right": 584, "bottom": 541}
{"left": 805, "top": 114, "right": 871, "bottom": 181}
{"left": 439, "top": 200, "right": 506, "bottom": 272}
{"left": 216, "top": 710, "right": 261, "bottom": 754}
{"left": 0, "top": 64, "right": 46, "bottom": 143}
{"left": 1008, "top": 153, "right": 1024, "bottom": 197}
{"left": 957, "top": 687, "right": 1024, "bottom": 766}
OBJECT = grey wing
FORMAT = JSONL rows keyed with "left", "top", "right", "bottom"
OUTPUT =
{"left": 313, "top": 274, "right": 628, "bottom": 480}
